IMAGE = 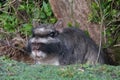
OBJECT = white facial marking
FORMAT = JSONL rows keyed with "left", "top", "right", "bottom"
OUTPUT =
{"left": 31, "top": 51, "right": 47, "bottom": 59}
{"left": 37, "top": 28, "right": 45, "bottom": 32}
{"left": 34, "top": 27, "right": 53, "bottom": 34}
{"left": 31, "top": 51, "right": 60, "bottom": 66}
{"left": 30, "top": 37, "right": 49, "bottom": 43}
{"left": 34, "top": 28, "right": 45, "bottom": 34}
{"left": 30, "top": 37, "right": 60, "bottom": 44}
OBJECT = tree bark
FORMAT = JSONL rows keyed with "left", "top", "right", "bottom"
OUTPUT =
{"left": 49, "top": 0, "right": 101, "bottom": 44}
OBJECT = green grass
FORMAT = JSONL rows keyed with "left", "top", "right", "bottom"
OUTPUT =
{"left": 0, "top": 56, "right": 120, "bottom": 80}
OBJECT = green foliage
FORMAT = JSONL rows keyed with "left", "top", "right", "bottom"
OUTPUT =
{"left": 20, "top": 23, "right": 32, "bottom": 35}
{"left": 67, "top": 22, "right": 73, "bottom": 27}
{"left": 39, "top": 1, "right": 57, "bottom": 23}
{"left": 89, "top": 0, "right": 120, "bottom": 47}
{"left": 0, "top": 0, "right": 56, "bottom": 36}
{"left": 0, "top": 13, "right": 18, "bottom": 32}
{"left": 0, "top": 56, "right": 120, "bottom": 80}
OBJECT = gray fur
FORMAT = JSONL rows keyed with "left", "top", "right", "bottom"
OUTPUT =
{"left": 27, "top": 22, "right": 108, "bottom": 65}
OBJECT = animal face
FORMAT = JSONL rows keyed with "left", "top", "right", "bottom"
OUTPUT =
{"left": 27, "top": 23, "right": 62, "bottom": 65}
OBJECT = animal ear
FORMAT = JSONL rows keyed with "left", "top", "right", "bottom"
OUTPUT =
{"left": 32, "top": 19, "right": 41, "bottom": 28}
{"left": 53, "top": 20, "right": 64, "bottom": 32}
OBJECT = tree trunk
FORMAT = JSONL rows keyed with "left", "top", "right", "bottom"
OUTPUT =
{"left": 49, "top": 0, "right": 101, "bottom": 44}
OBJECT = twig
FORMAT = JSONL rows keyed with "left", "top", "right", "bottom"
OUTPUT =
{"left": 114, "top": 44, "right": 120, "bottom": 47}
{"left": 95, "top": 0, "right": 105, "bottom": 63}
{"left": 10, "top": 45, "right": 27, "bottom": 53}
{"left": 0, "top": 30, "right": 16, "bottom": 36}
{"left": 6, "top": 38, "right": 10, "bottom": 46}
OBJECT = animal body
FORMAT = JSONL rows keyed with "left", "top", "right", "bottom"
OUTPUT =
{"left": 26, "top": 21, "right": 108, "bottom": 65}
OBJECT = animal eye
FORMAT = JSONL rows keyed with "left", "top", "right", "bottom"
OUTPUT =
{"left": 49, "top": 32, "right": 55, "bottom": 37}
{"left": 49, "top": 31, "right": 58, "bottom": 37}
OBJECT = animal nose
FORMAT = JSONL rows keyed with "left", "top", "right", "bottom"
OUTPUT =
{"left": 32, "top": 45, "right": 40, "bottom": 50}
